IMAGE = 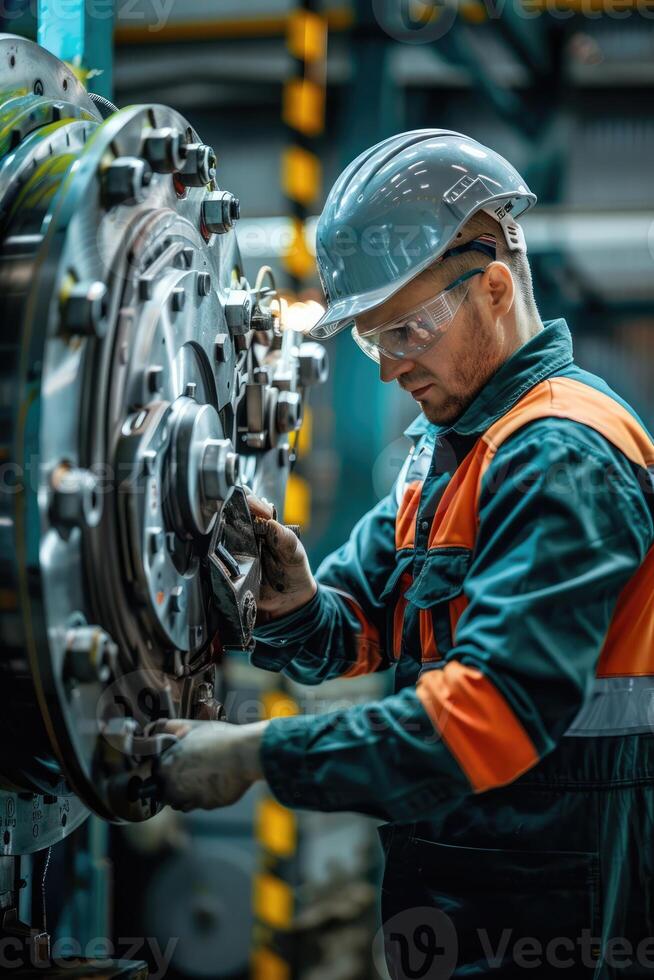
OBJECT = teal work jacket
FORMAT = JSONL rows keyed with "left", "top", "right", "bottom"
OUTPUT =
{"left": 252, "top": 319, "right": 654, "bottom": 976}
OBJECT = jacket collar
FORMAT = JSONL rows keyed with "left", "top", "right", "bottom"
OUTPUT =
{"left": 404, "top": 318, "right": 574, "bottom": 442}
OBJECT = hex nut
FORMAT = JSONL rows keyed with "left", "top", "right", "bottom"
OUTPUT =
{"left": 142, "top": 127, "right": 186, "bottom": 173}
{"left": 224, "top": 290, "right": 252, "bottom": 335}
{"left": 201, "top": 439, "right": 239, "bottom": 502}
{"left": 197, "top": 272, "right": 212, "bottom": 297}
{"left": 276, "top": 391, "right": 302, "bottom": 434}
{"left": 103, "top": 156, "right": 152, "bottom": 207}
{"left": 65, "top": 626, "right": 117, "bottom": 684}
{"left": 176, "top": 143, "right": 216, "bottom": 187}
{"left": 297, "top": 341, "right": 329, "bottom": 387}
{"left": 202, "top": 190, "right": 241, "bottom": 235}
{"left": 63, "top": 280, "right": 108, "bottom": 338}
{"left": 50, "top": 465, "right": 103, "bottom": 532}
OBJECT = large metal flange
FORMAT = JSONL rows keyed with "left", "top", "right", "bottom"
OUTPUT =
{"left": 0, "top": 35, "right": 328, "bottom": 837}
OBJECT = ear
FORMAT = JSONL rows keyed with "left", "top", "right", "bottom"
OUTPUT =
{"left": 479, "top": 261, "right": 515, "bottom": 319}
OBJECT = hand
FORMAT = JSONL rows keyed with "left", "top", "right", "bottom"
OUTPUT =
{"left": 147, "top": 718, "right": 269, "bottom": 812}
{"left": 244, "top": 489, "right": 317, "bottom": 622}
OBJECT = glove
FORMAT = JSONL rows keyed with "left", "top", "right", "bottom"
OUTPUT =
{"left": 146, "top": 718, "right": 269, "bottom": 812}
{"left": 244, "top": 488, "right": 317, "bottom": 622}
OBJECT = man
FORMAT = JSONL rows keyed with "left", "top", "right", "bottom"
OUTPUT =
{"left": 153, "top": 131, "right": 654, "bottom": 977}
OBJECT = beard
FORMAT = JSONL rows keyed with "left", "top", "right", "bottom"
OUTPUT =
{"left": 401, "top": 329, "right": 506, "bottom": 426}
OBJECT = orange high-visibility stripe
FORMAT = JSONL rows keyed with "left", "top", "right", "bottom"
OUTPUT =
{"left": 329, "top": 589, "right": 383, "bottom": 678}
{"left": 393, "top": 572, "right": 412, "bottom": 659}
{"left": 395, "top": 480, "right": 422, "bottom": 551}
{"left": 419, "top": 608, "right": 440, "bottom": 662}
{"left": 427, "top": 441, "right": 486, "bottom": 550}
{"left": 416, "top": 661, "right": 539, "bottom": 792}
{"left": 480, "top": 377, "right": 654, "bottom": 483}
{"left": 598, "top": 547, "right": 654, "bottom": 676}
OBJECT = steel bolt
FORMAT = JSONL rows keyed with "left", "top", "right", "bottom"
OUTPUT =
{"left": 276, "top": 391, "right": 302, "bottom": 434}
{"left": 65, "top": 626, "right": 117, "bottom": 684}
{"left": 201, "top": 190, "right": 241, "bottom": 235}
{"left": 176, "top": 143, "right": 216, "bottom": 187}
{"left": 224, "top": 290, "right": 252, "bottom": 335}
{"left": 175, "top": 246, "right": 194, "bottom": 269}
{"left": 63, "top": 280, "right": 108, "bottom": 338}
{"left": 214, "top": 332, "right": 228, "bottom": 363}
{"left": 184, "top": 382, "right": 197, "bottom": 399}
{"left": 102, "top": 156, "right": 152, "bottom": 207}
{"left": 148, "top": 528, "right": 164, "bottom": 556}
{"left": 297, "top": 341, "right": 329, "bottom": 387}
{"left": 146, "top": 365, "right": 164, "bottom": 394}
{"left": 169, "top": 586, "right": 185, "bottom": 613}
{"left": 201, "top": 439, "right": 239, "bottom": 502}
{"left": 50, "top": 465, "right": 102, "bottom": 532}
{"left": 197, "top": 272, "right": 211, "bottom": 297}
{"left": 171, "top": 286, "right": 186, "bottom": 312}
{"left": 142, "top": 127, "right": 186, "bottom": 173}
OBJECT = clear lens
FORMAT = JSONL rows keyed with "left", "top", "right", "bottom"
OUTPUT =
{"left": 353, "top": 287, "right": 467, "bottom": 362}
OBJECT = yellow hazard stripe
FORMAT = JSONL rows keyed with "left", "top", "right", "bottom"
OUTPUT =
{"left": 283, "top": 472, "right": 311, "bottom": 527}
{"left": 283, "top": 78, "right": 325, "bottom": 137}
{"left": 262, "top": 690, "right": 300, "bottom": 720}
{"left": 254, "top": 874, "right": 293, "bottom": 930}
{"left": 287, "top": 9, "right": 328, "bottom": 61}
{"left": 282, "top": 145, "right": 321, "bottom": 207}
{"left": 115, "top": 8, "right": 352, "bottom": 43}
{"left": 256, "top": 797, "right": 297, "bottom": 858}
{"left": 281, "top": 216, "right": 316, "bottom": 280}
{"left": 252, "top": 947, "right": 290, "bottom": 980}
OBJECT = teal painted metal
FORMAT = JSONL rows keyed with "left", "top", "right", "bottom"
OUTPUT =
{"left": 37, "top": 0, "right": 114, "bottom": 99}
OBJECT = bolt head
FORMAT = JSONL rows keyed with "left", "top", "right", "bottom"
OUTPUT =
{"left": 224, "top": 290, "right": 252, "bottom": 334}
{"left": 65, "top": 626, "right": 117, "bottom": 684}
{"left": 197, "top": 272, "right": 212, "bottom": 297}
{"left": 50, "top": 465, "right": 102, "bottom": 533}
{"left": 176, "top": 143, "right": 217, "bottom": 187}
{"left": 146, "top": 365, "right": 164, "bottom": 394}
{"left": 171, "top": 286, "right": 186, "bottom": 312}
{"left": 148, "top": 528, "right": 164, "bottom": 556}
{"left": 276, "top": 391, "right": 302, "bottom": 434}
{"left": 297, "top": 341, "right": 329, "bottom": 387}
{"left": 169, "top": 586, "right": 185, "bottom": 613}
{"left": 142, "top": 127, "right": 185, "bottom": 173}
{"left": 214, "top": 332, "right": 228, "bottom": 362}
{"left": 63, "top": 280, "right": 108, "bottom": 338}
{"left": 103, "top": 156, "right": 152, "bottom": 207}
{"left": 201, "top": 190, "right": 240, "bottom": 235}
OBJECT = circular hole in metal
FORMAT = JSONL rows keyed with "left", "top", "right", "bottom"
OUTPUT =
{"left": 63, "top": 78, "right": 68, "bottom": 90}
{"left": 9, "top": 55, "right": 15, "bottom": 67}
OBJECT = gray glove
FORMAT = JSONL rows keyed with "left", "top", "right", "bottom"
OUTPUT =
{"left": 147, "top": 718, "right": 269, "bottom": 812}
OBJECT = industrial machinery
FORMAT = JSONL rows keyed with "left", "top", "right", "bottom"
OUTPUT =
{"left": 0, "top": 33, "right": 327, "bottom": 970}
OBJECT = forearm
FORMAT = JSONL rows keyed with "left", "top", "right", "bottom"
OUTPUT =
{"left": 258, "top": 687, "right": 470, "bottom": 822}
{"left": 252, "top": 586, "right": 387, "bottom": 685}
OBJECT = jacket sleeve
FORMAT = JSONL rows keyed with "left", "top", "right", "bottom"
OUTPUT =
{"left": 258, "top": 422, "right": 653, "bottom": 821}
{"left": 250, "top": 487, "right": 400, "bottom": 685}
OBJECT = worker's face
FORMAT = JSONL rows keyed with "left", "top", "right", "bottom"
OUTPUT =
{"left": 356, "top": 260, "right": 515, "bottom": 426}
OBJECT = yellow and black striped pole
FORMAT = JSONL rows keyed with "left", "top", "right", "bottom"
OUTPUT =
{"left": 250, "top": 14, "right": 328, "bottom": 978}
{"left": 281, "top": 1, "right": 328, "bottom": 290}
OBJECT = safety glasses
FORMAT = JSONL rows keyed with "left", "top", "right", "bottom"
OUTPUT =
{"left": 351, "top": 267, "right": 484, "bottom": 363}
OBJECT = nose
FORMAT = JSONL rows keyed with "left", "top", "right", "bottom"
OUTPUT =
{"left": 379, "top": 352, "right": 414, "bottom": 384}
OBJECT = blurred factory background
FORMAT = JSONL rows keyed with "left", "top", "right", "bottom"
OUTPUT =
{"left": 3, "top": 2, "right": 654, "bottom": 978}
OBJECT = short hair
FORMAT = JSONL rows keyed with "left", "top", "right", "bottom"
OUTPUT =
{"left": 426, "top": 210, "right": 540, "bottom": 318}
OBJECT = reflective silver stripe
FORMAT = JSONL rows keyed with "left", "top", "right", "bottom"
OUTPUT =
{"left": 564, "top": 676, "right": 654, "bottom": 737}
